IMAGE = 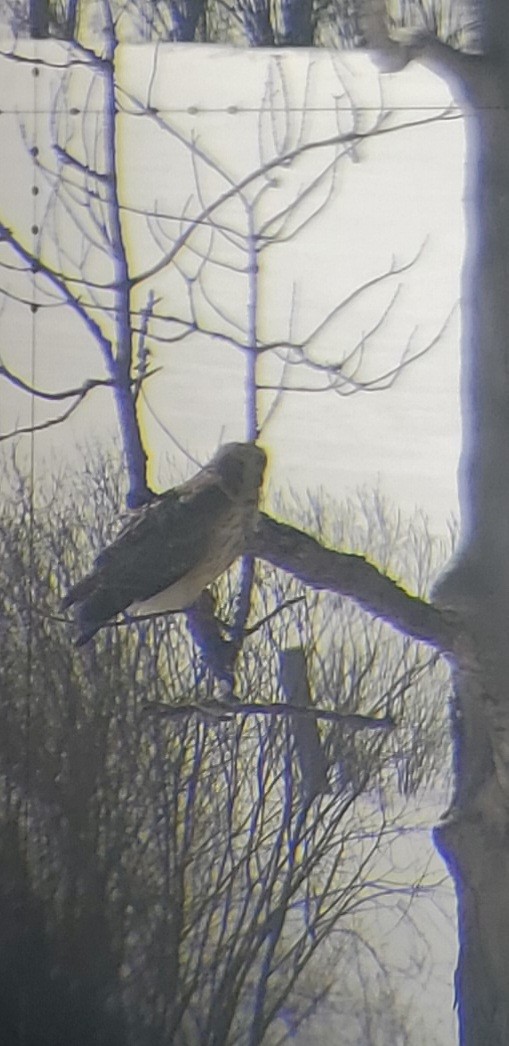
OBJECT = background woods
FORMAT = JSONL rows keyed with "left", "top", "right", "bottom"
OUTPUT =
{"left": 0, "top": 463, "right": 453, "bottom": 1043}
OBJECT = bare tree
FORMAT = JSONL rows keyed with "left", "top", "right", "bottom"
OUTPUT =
{"left": 348, "top": 2, "right": 509, "bottom": 1043}
{"left": 0, "top": 30, "right": 449, "bottom": 687}
{"left": 0, "top": 43, "right": 440, "bottom": 461}
{"left": 0, "top": 0, "right": 363, "bottom": 45}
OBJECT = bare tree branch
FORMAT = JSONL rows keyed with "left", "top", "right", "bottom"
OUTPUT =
{"left": 143, "top": 698, "right": 395, "bottom": 729}
{"left": 251, "top": 513, "right": 457, "bottom": 652}
{"left": 0, "top": 365, "right": 113, "bottom": 403}
{"left": 0, "top": 221, "right": 112, "bottom": 353}
{"left": 128, "top": 109, "right": 460, "bottom": 290}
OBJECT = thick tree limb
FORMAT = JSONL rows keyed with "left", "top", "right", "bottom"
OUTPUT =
{"left": 251, "top": 513, "right": 457, "bottom": 652}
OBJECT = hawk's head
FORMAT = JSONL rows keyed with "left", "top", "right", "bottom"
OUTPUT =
{"left": 212, "top": 442, "right": 267, "bottom": 502}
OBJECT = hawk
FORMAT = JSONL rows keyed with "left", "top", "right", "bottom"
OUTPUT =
{"left": 62, "top": 442, "right": 267, "bottom": 645}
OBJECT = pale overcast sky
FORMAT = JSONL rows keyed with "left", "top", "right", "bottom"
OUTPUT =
{"left": 0, "top": 44, "right": 464, "bottom": 532}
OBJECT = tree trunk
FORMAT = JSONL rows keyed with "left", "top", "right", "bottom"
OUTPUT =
{"left": 359, "top": 2, "right": 509, "bottom": 1040}
{"left": 29, "top": 0, "right": 49, "bottom": 37}
{"left": 433, "top": 69, "right": 509, "bottom": 1043}
{"left": 273, "top": 0, "right": 314, "bottom": 45}
{"left": 409, "top": 18, "right": 509, "bottom": 1046}
{"left": 168, "top": 0, "right": 206, "bottom": 41}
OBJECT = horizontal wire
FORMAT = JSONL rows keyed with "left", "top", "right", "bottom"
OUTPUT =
{"left": 0, "top": 104, "right": 470, "bottom": 114}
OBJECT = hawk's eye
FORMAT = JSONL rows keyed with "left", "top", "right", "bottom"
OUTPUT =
{"left": 218, "top": 455, "right": 245, "bottom": 498}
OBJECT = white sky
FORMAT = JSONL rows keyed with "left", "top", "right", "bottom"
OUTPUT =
{"left": 0, "top": 43, "right": 464, "bottom": 532}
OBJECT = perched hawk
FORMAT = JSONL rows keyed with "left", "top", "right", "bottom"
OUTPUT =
{"left": 62, "top": 442, "right": 267, "bottom": 645}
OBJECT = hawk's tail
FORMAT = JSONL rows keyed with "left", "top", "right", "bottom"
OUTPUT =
{"left": 62, "top": 576, "right": 125, "bottom": 645}
{"left": 61, "top": 574, "right": 97, "bottom": 612}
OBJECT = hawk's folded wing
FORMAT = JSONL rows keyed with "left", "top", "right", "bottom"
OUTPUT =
{"left": 62, "top": 442, "right": 266, "bottom": 644}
